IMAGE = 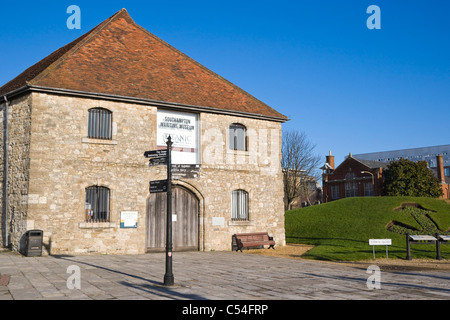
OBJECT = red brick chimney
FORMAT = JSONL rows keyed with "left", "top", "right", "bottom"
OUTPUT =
{"left": 437, "top": 154, "right": 445, "bottom": 183}
{"left": 326, "top": 151, "right": 335, "bottom": 170}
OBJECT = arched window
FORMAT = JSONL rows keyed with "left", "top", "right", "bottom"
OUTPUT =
{"left": 229, "top": 123, "right": 247, "bottom": 151}
{"left": 345, "top": 172, "right": 356, "bottom": 180}
{"left": 85, "top": 186, "right": 110, "bottom": 222}
{"left": 231, "top": 189, "right": 249, "bottom": 221}
{"left": 88, "top": 108, "right": 112, "bottom": 140}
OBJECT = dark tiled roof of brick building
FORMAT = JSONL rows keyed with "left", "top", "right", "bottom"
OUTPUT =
{"left": 0, "top": 9, "right": 287, "bottom": 121}
{"left": 354, "top": 158, "right": 389, "bottom": 169}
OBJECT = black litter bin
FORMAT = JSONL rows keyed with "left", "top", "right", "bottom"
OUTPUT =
{"left": 24, "top": 230, "right": 43, "bottom": 257}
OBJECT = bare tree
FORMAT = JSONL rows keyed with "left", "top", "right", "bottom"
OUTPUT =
{"left": 282, "top": 130, "right": 321, "bottom": 210}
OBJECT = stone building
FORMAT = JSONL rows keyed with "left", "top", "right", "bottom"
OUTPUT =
{"left": 0, "top": 9, "right": 288, "bottom": 255}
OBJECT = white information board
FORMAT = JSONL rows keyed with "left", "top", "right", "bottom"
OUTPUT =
{"left": 157, "top": 110, "right": 198, "bottom": 165}
{"left": 120, "top": 211, "right": 138, "bottom": 228}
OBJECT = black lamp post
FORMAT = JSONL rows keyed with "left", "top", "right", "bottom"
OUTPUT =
{"left": 164, "top": 136, "right": 174, "bottom": 286}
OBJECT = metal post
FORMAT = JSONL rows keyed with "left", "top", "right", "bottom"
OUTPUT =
{"left": 406, "top": 233, "right": 412, "bottom": 260}
{"left": 436, "top": 233, "right": 442, "bottom": 261}
{"left": 164, "top": 136, "right": 174, "bottom": 286}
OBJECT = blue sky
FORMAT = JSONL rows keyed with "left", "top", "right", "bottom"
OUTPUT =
{"left": 1, "top": 1, "right": 449, "bottom": 165}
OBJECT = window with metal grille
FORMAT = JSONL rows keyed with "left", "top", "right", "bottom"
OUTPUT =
{"left": 231, "top": 190, "right": 249, "bottom": 221}
{"left": 229, "top": 124, "right": 247, "bottom": 151}
{"left": 85, "top": 186, "right": 110, "bottom": 222}
{"left": 88, "top": 108, "right": 112, "bottom": 139}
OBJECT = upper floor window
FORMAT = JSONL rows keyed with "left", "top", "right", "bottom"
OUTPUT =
{"left": 345, "top": 172, "right": 356, "bottom": 180}
{"left": 229, "top": 123, "right": 247, "bottom": 151}
{"left": 85, "top": 186, "right": 110, "bottom": 222}
{"left": 88, "top": 108, "right": 112, "bottom": 140}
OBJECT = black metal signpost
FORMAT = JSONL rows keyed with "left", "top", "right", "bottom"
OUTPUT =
{"left": 164, "top": 136, "right": 174, "bottom": 286}
{"left": 144, "top": 137, "right": 174, "bottom": 286}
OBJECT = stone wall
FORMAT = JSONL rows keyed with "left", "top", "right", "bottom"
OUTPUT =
{"left": 9, "top": 92, "right": 285, "bottom": 255}
{"left": 0, "top": 94, "right": 32, "bottom": 250}
{"left": 199, "top": 113, "right": 285, "bottom": 250}
{"left": 26, "top": 93, "right": 155, "bottom": 255}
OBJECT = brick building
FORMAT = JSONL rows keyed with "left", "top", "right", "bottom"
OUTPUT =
{"left": 322, "top": 152, "right": 449, "bottom": 203}
{"left": 0, "top": 9, "right": 288, "bottom": 255}
{"left": 321, "top": 152, "right": 387, "bottom": 203}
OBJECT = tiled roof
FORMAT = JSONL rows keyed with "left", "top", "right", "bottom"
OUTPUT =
{"left": 354, "top": 158, "right": 389, "bottom": 169}
{"left": 0, "top": 9, "right": 288, "bottom": 121}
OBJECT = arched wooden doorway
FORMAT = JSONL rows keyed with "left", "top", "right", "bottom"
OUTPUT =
{"left": 146, "top": 186, "right": 199, "bottom": 252}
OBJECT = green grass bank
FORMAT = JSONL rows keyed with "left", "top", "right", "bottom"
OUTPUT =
{"left": 285, "top": 197, "right": 450, "bottom": 261}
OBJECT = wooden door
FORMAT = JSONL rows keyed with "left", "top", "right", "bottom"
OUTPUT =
{"left": 146, "top": 186, "right": 199, "bottom": 252}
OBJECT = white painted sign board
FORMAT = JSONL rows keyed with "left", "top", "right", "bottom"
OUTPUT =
{"left": 369, "top": 239, "right": 392, "bottom": 246}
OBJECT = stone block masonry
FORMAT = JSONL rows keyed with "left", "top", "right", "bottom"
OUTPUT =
{"left": 1, "top": 92, "right": 285, "bottom": 255}
{"left": 0, "top": 94, "right": 32, "bottom": 251}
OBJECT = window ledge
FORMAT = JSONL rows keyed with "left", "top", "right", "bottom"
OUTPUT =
{"left": 79, "top": 222, "right": 117, "bottom": 229}
{"left": 226, "top": 149, "right": 248, "bottom": 155}
{"left": 228, "top": 220, "right": 254, "bottom": 226}
{"left": 82, "top": 137, "right": 118, "bottom": 145}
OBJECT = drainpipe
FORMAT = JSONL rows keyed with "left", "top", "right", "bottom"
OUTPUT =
{"left": 2, "top": 96, "right": 9, "bottom": 248}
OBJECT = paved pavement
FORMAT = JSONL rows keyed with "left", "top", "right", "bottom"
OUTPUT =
{"left": 0, "top": 250, "right": 449, "bottom": 301}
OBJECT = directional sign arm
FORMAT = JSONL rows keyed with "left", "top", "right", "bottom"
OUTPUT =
{"left": 144, "top": 150, "right": 168, "bottom": 158}
{"left": 149, "top": 156, "right": 168, "bottom": 166}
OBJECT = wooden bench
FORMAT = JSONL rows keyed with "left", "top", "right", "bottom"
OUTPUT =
{"left": 232, "top": 232, "right": 275, "bottom": 252}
